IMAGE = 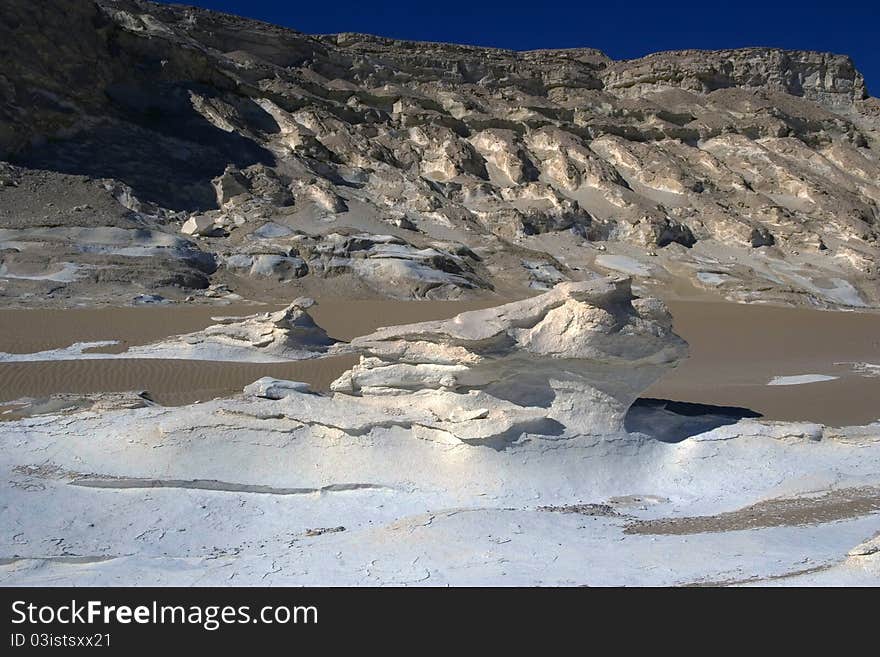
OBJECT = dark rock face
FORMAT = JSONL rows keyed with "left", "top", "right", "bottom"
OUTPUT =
{"left": 1, "top": 0, "right": 277, "bottom": 210}
{"left": 1, "top": 0, "right": 878, "bottom": 305}
{"left": 601, "top": 49, "right": 867, "bottom": 108}
{"left": 750, "top": 227, "right": 776, "bottom": 248}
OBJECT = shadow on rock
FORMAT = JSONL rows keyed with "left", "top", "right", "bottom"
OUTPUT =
{"left": 15, "top": 83, "right": 277, "bottom": 212}
{"left": 625, "top": 397, "right": 762, "bottom": 443}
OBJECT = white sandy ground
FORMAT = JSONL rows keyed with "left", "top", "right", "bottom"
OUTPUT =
{"left": 0, "top": 341, "right": 299, "bottom": 363}
{"left": 0, "top": 400, "right": 878, "bottom": 586}
{"left": 767, "top": 374, "right": 840, "bottom": 386}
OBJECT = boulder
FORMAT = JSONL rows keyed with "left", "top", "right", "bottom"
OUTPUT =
{"left": 181, "top": 215, "right": 220, "bottom": 237}
{"left": 243, "top": 377, "right": 313, "bottom": 399}
{"left": 193, "top": 297, "right": 334, "bottom": 357}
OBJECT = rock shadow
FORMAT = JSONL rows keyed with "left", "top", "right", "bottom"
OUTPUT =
{"left": 466, "top": 417, "right": 566, "bottom": 451}
{"left": 14, "top": 83, "right": 277, "bottom": 212}
{"left": 625, "top": 397, "right": 762, "bottom": 443}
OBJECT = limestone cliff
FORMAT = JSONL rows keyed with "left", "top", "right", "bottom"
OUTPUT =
{"left": 0, "top": 0, "right": 878, "bottom": 306}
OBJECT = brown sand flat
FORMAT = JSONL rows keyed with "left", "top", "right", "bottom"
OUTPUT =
{"left": 649, "top": 375, "right": 880, "bottom": 426}
{"left": 648, "top": 301, "right": 880, "bottom": 425}
{"left": 665, "top": 301, "right": 880, "bottom": 368}
{"left": 0, "top": 356, "right": 359, "bottom": 406}
{"left": 0, "top": 303, "right": 278, "bottom": 354}
{"left": 0, "top": 299, "right": 498, "bottom": 406}
{"left": 0, "top": 298, "right": 501, "bottom": 352}
{"left": 625, "top": 486, "right": 880, "bottom": 535}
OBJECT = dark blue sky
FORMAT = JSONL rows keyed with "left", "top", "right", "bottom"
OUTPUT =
{"left": 161, "top": 0, "right": 879, "bottom": 94}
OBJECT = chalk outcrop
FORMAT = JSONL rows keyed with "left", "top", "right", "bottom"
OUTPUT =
{"left": 243, "top": 377, "right": 314, "bottom": 399}
{"left": 183, "top": 298, "right": 333, "bottom": 356}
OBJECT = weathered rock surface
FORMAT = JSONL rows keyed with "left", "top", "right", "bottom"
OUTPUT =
{"left": 601, "top": 49, "right": 867, "bottom": 109}
{"left": 0, "top": 0, "right": 878, "bottom": 307}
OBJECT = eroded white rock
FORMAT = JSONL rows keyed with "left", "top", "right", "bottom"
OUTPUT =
{"left": 181, "top": 215, "right": 220, "bottom": 237}
{"left": 132, "top": 297, "right": 335, "bottom": 361}
{"left": 2, "top": 279, "right": 880, "bottom": 586}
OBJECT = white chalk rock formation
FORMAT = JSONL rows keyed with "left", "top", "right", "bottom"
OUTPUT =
{"left": 3, "top": 278, "right": 880, "bottom": 585}
{"left": 331, "top": 277, "right": 687, "bottom": 434}
{"left": 131, "top": 297, "right": 336, "bottom": 361}
{"left": 188, "top": 298, "right": 333, "bottom": 357}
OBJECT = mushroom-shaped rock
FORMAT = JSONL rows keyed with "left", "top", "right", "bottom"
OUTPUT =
{"left": 331, "top": 277, "right": 688, "bottom": 434}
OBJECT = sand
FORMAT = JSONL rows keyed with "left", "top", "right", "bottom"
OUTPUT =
{"left": 648, "top": 301, "right": 880, "bottom": 425}
{"left": 0, "top": 303, "right": 278, "bottom": 354}
{"left": 0, "top": 298, "right": 501, "bottom": 352}
{"left": 0, "top": 299, "right": 498, "bottom": 406}
{"left": 0, "top": 356, "right": 359, "bottom": 406}
{"left": 0, "top": 298, "right": 878, "bottom": 424}
{"left": 626, "top": 486, "right": 880, "bottom": 535}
